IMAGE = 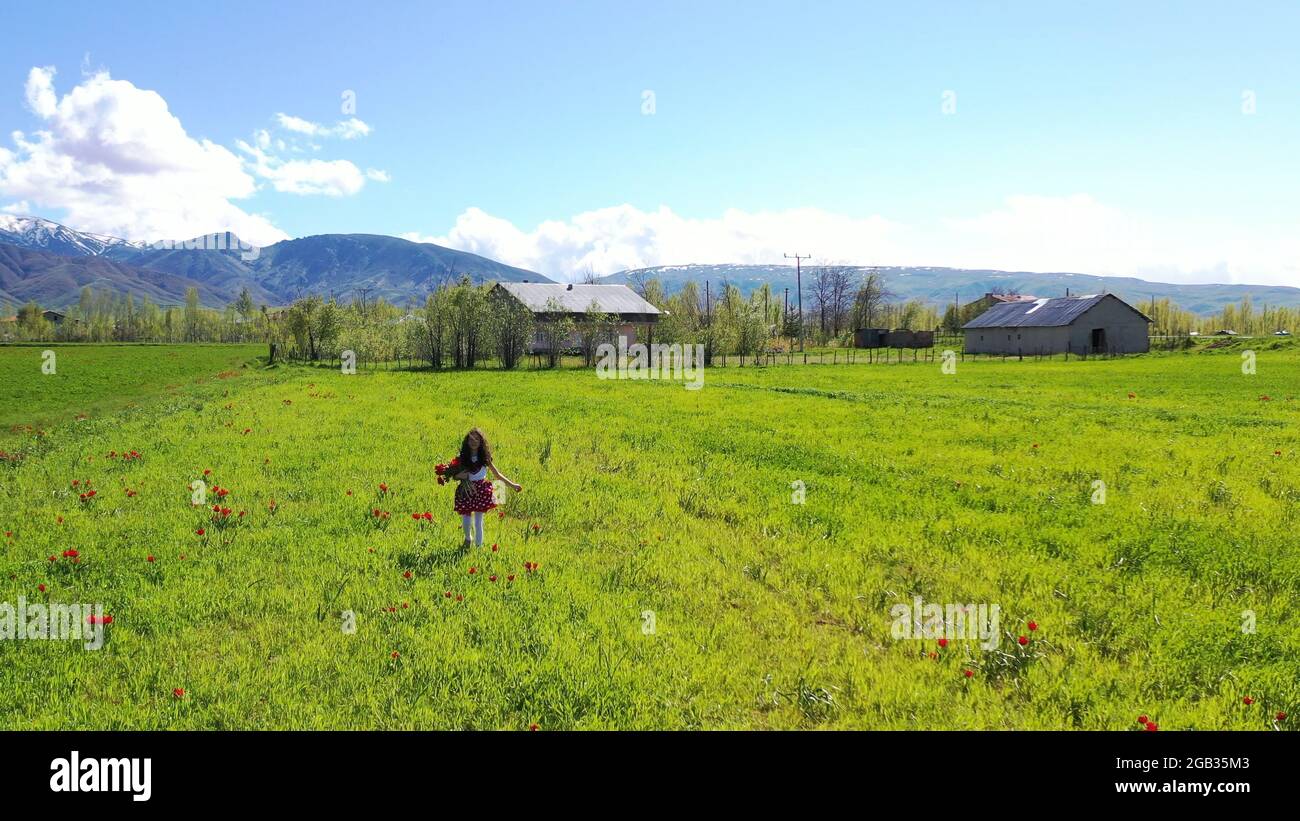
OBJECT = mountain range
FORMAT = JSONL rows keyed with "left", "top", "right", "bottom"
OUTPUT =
{"left": 0, "top": 216, "right": 549, "bottom": 310}
{"left": 2, "top": 216, "right": 1297, "bottom": 315}
{"left": 600, "top": 264, "right": 1300, "bottom": 315}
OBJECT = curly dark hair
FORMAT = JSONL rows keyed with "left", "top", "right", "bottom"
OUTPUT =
{"left": 458, "top": 428, "right": 492, "bottom": 474}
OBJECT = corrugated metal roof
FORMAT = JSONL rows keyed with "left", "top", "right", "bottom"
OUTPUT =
{"left": 495, "top": 283, "right": 661, "bottom": 315}
{"left": 963, "top": 294, "right": 1117, "bottom": 328}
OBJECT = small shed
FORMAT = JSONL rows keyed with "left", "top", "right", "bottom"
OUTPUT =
{"left": 853, "top": 328, "right": 890, "bottom": 348}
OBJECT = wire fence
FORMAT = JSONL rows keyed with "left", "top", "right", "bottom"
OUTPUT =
{"left": 272, "top": 331, "right": 1211, "bottom": 372}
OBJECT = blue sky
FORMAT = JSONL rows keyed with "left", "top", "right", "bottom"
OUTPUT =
{"left": 3, "top": 0, "right": 1299, "bottom": 284}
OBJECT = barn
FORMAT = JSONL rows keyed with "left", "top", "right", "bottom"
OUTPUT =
{"left": 962, "top": 293, "right": 1151, "bottom": 355}
{"left": 490, "top": 282, "right": 661, "bottom": 353}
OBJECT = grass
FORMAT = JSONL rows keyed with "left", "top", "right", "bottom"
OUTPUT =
{"left": 0, "top": 343, "right": 1297, "bottom": 729}
{"left": 0, "top": 343, "right": 264, "bottom": 444}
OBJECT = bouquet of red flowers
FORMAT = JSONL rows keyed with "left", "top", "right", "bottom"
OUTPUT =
{"left": 435, "top": 457, "right": 461, "bottom": 486}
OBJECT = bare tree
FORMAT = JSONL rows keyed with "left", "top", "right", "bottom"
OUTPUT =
{"left": 808, "top": 263, "right": 856, "bottom": 339}
{"left": 627, "top": 268, "right": 652, "bottom": 299}
{"left": 851, "top": 269, "right": 891, "bottom": 330}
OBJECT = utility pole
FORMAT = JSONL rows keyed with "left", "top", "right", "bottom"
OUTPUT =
{"left": 355, "top": 287, "right": 373, "bottom": 317}
{"left": 785, "top": 253, "right": 810, "bottom": 352}
{"left": 705, "top": 281, "right": 712, "bottom": 365}
{"left": 783, "top": 288, "right": 789, "bottom": 341}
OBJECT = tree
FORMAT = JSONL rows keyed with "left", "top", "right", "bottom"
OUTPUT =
{"left": 850, "top": 271, "right": 890, "bottom": 330}
{"left": 235, "top": 287, "right": 255, "bottom": 322}
{"left": 576, "top": 299, "right": 617, "bottom": 366}
{"left": 536, "top": 298, "right": 574, "bottom": 368}
{"left": 183, "top": 288, "right": 202, "bottom": 342}
{"left": 286, "top": 296, "right": 323, "bottom": 359}
{"left": 490, "top": 291, "right": 534, "bottom": 369}
{"left": 17, "top": 302, "right": 48, "bottom": 338}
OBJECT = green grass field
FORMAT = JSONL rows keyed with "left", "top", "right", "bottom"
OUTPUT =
{"left": 1, "top": 343, "right": 1297, "bottom": 729}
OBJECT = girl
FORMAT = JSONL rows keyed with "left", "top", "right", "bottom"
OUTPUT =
{"left": 452, "top": 428, "right": 522, "bottom": 548}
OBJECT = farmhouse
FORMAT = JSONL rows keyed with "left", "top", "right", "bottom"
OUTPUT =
{"left": 963, "top": 292, "right": 1039, "bottom": 318}
{"left": 490, "top": 282, "right": 661, "bottom": 353}
{"left": 962, "top": 293, "right": 1151, "bottom": 355}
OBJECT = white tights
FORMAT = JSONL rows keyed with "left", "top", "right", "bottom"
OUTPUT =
{"left": 461, "top": 512, "right": 484, "bottom": 546}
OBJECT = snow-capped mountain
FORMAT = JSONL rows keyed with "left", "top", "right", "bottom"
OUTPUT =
{"left": 0, "top": 215, "right": 144, "bottom": 257}
{"left": 0, "top": 215, "right": 549, "bottom": 308}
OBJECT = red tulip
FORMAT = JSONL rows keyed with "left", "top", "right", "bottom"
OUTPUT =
{"left": 937, "top": 638, "right": 948, "bottom": 649}
{"left": 507, "top": 574, "right": 515, "bottom": 582}
{"left": 403, "top": 570, "right": 412, "bottom": 579}
{"left": 196, "top": 528, "right": 205, "bottom": 536}
{"left": 1278, "top": 712, "right": 1288, "bottom": 722}
{"left": 37, "top": 583, "right": 45, "bottom": 593}
{"left": 963, "top": 669, "right": 973, "bottom": 678}
{"left": 489, "top": 575, "right": 497, "bottom": 582}
{"left": 1243, "top": 696, "right": 1254, "bottom": 705}
{"left": 146, "top": 555, "right": 155, "bottom": 563}
{"left": 1145, "top": 721, "right": 1158, "bottom": 732}
{"left": 1137, "top": 714, "right": 1148, "bottom": 724}
{"left": 1027, "top": 620, "right": 1038, "bottom": 631}
{"left": 1018, "top": 635, "right": 1029, "bottom": 646}
{"left": 529, "top": 724, "right": 539, "bottom": 731}
{"left": 492, "top": 543, "right": 499, "bottom": 552}
{"left": 469, "top": 567, "right": 477, "bottom": 575}
{"left": 173, "top": 688, "right": 185, "bottom": 699}
{"left": 455, "top": 594, "right": 463, "bottom": 602}
{"left": 444, "top": 591, "right": 452, "bottom": 598}
{"left": 391, "top": 651, "right": 399, "bottom": 659}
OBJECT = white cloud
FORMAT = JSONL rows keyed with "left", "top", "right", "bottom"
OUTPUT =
{"left": 0, "top": 68, "right": 286, "bottom": 245}
{"left": 274, "top": 113, "right": 318, "bottom": 135}
{"left": 0, "top": 200, "right": 30, "bottom": 215}
{"left": 274, "top": 113, "right": 372, "bottom": 140}
{"left": 25, "top": 67, "right": 58, "bottom": 118}
{"left": 236, "top": 139, "right": 385, "bottom": 197}
{"left": 402, "top": 205, "right": 906, "bottom": 280}
{"left": 402, "top": 199, "right": 1300, "bottom": 287}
